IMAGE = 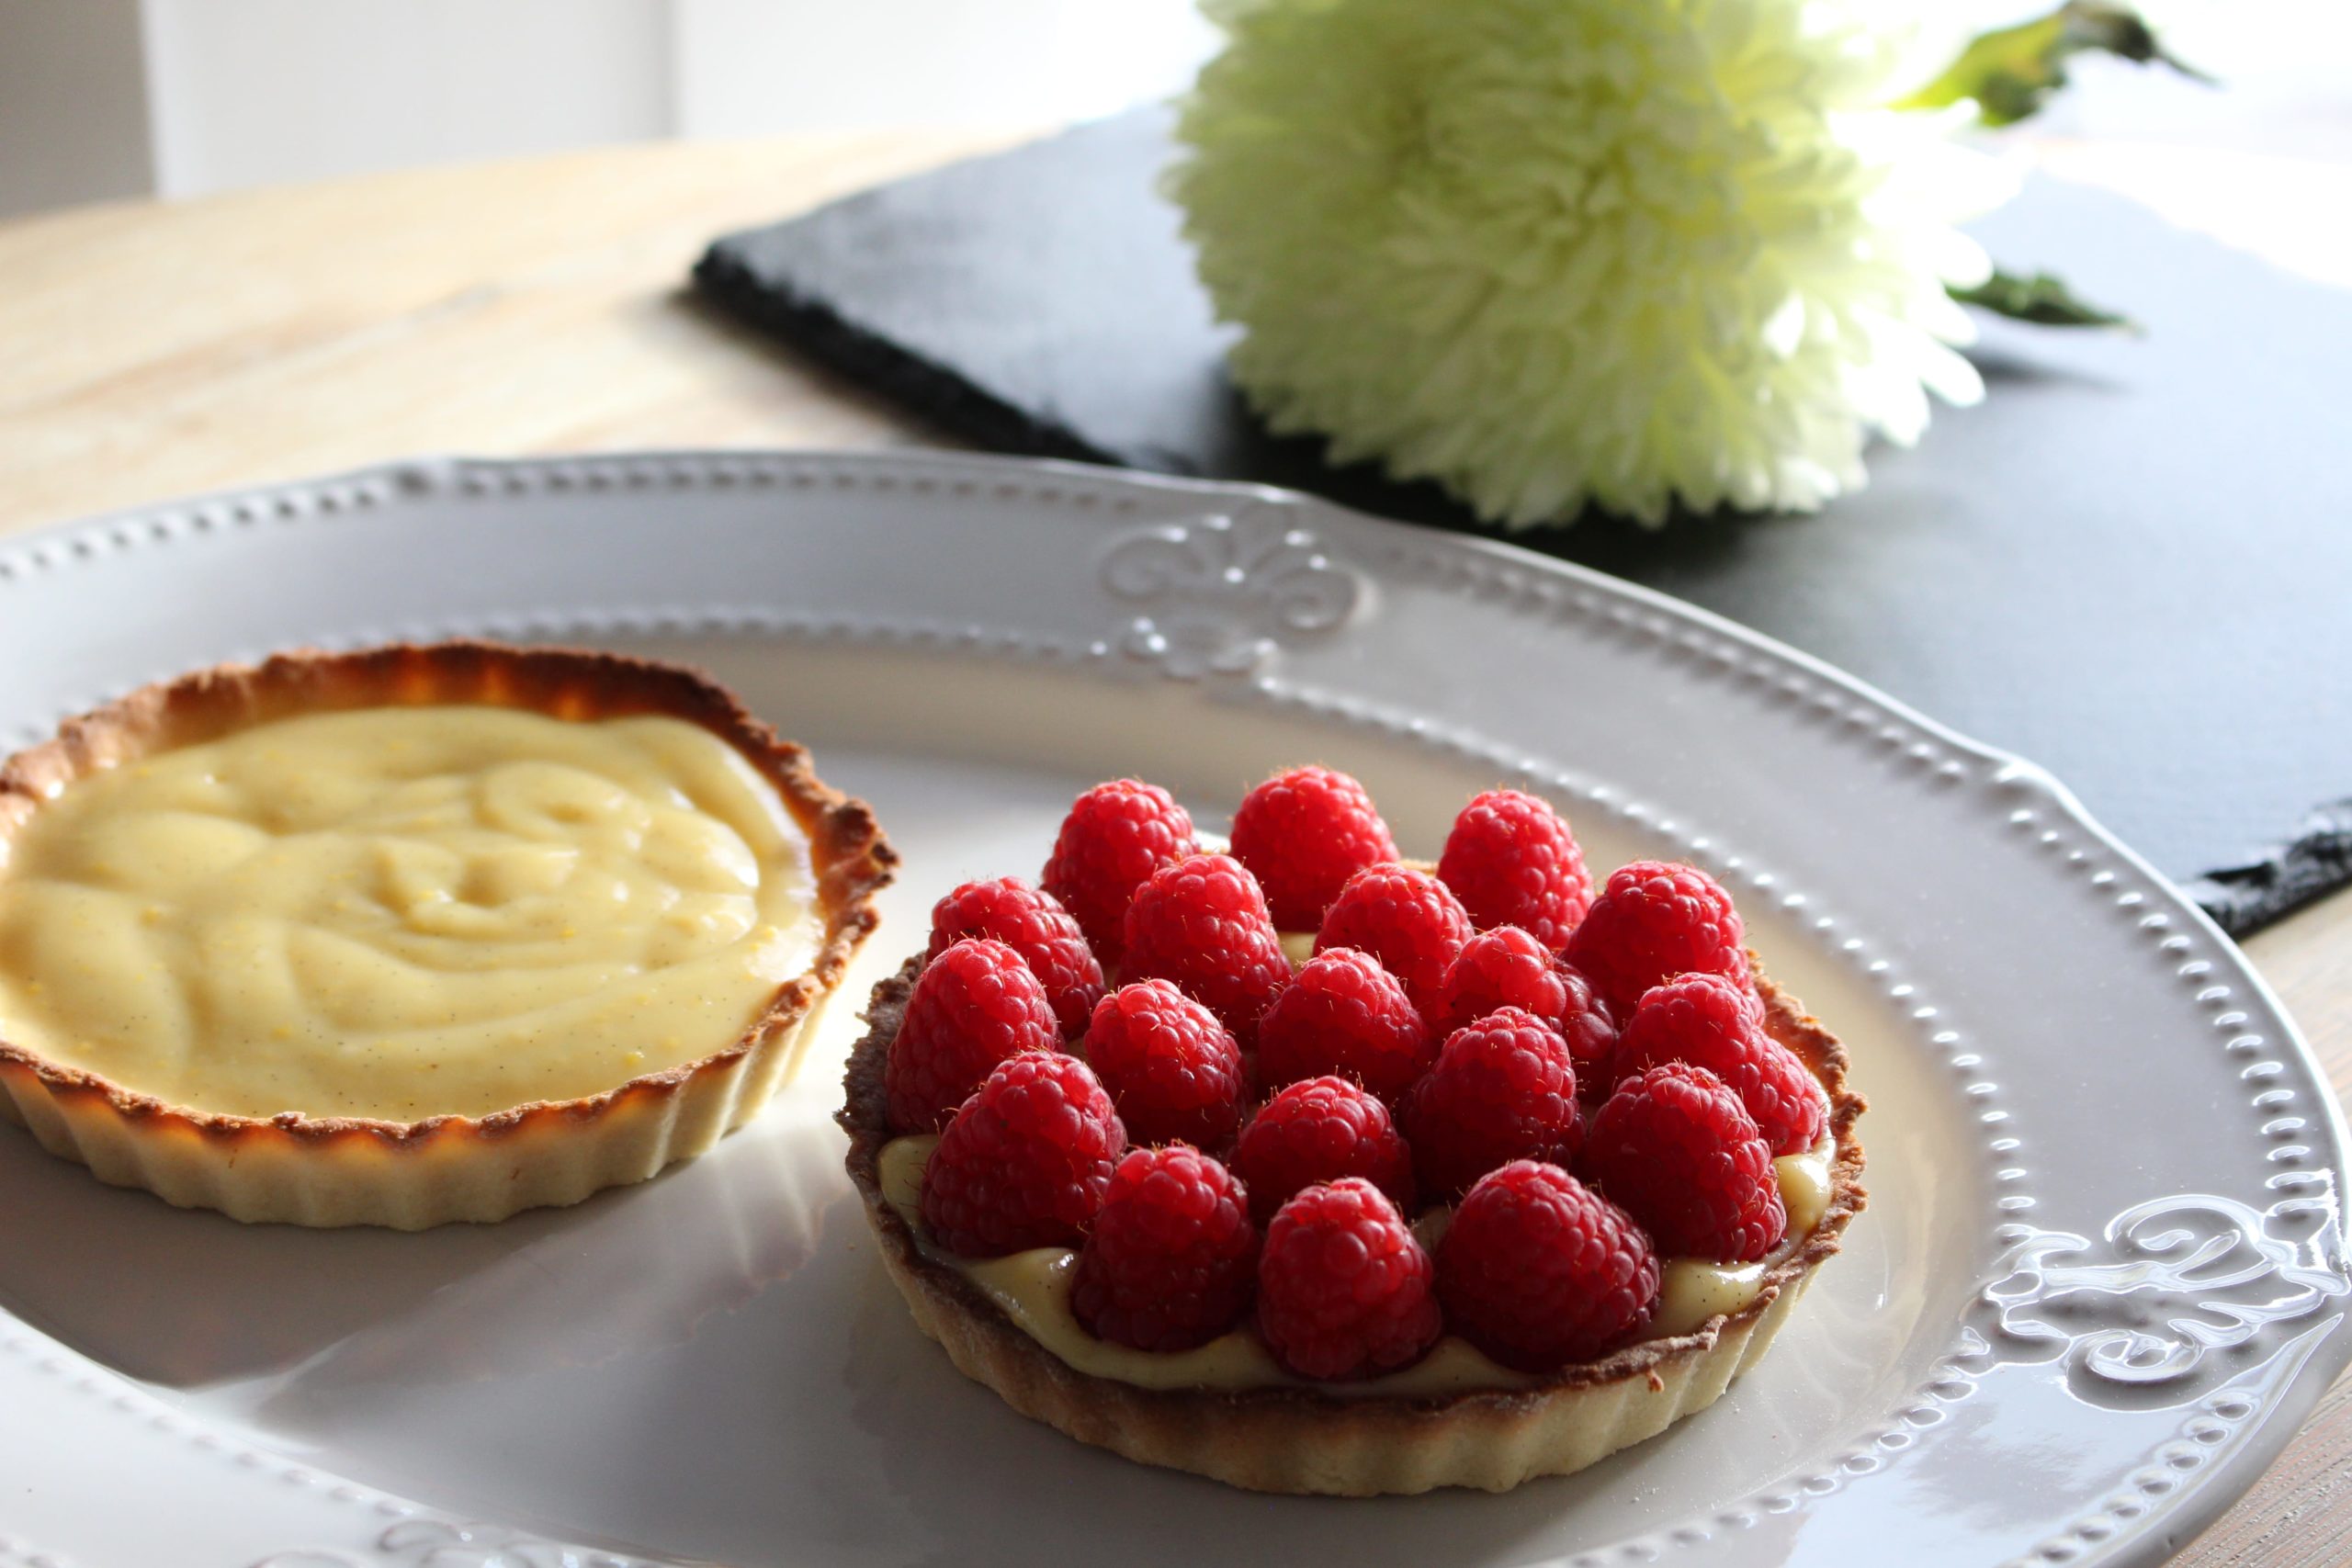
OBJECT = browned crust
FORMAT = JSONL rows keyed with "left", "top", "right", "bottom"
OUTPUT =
{"left": 0, "top": 641, "right": 898, "bottom": 1158}
{"left": 837, "top": 946, "right": 1866, "bottom": 1490}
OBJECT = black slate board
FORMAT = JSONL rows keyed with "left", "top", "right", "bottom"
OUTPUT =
{"left": 695, "top": 107, "right": 2352, "bottom": 936}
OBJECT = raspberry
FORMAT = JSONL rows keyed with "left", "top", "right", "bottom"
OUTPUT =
{"left": 1255, "top": 1179, "right": 1441, "bottom": 1380}
{"left": 1400, "top": 1007, "right": 1583, "bottom": 1199}
{"left": 928, "top": 877, "right": 1105, "bottom": 1040}
{"left": 1430, "top": 928, "right": 1619, "bottom": 1087}
{"left": 1121, "top": 853, "right": 1292, "bottom": 1047}
{"left": 1552, "top": 964, "right": 1623, "bottom": 1094}
{"left": 1042, "top": 779, "right": 1200, "bottom": 966}
{"left": 1228, "top": 764, "right": 1398, "bottom": 930}
{"left": 1436, "top": 790, "right": 1594, "bottom": 951}
{"left": 1083, "top": 980, "right": 1250, "bottom": 1151}
{"left": 920, "top": 1051, "right": 1126, "bottom": 1257}
{"left": 1255, "top": 947, "right": 1434, "bottom": 1104}
{"left": 1433, "top": 926, "right": 1564, "bottom": 1034}
{"left": 1436, "top": 1162, "right": 1659, "bottom": 1371}
{"left": 1072, "top": 1145, "right": 1259, "bottom": 1352}
{"left": 1230, "top": 1076, "right": 1416, "bottom": 1226}
{"left": 1562, "top": 861, "right": 1751, "bottom": 1016}
{"left": 1315, "top": 863, "right": 1473, "bottom": 1014}
{"left": 1581, "top": 1063, "right": 1785, "bottom": 1262}
{"left": 885, "top": 938, "right": 1061, "bottom": 1134}
{"left": 1613, "top": 972, "right": 1827, "bottom": 1156}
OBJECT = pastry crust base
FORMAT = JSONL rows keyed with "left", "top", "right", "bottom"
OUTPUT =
{"left": 840, "top": 952, "right": 1865, "bottom": 1495}
{"left": 0, "top": 641, "right": 897, "bottom": 1228}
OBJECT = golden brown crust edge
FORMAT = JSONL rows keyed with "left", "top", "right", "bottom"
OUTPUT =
{"left": 0, "top": 641, "right": 898, "bottom": 1228}
{"left": 839, "top": 950, "right": 1866, "bottom": 1495}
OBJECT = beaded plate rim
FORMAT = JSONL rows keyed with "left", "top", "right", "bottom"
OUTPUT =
{"left": 0, "top": 448, "right": 2338, "bottom": 1568}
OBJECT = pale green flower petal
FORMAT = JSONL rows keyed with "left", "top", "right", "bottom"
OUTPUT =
{"left": 1169, "top": 0, "right": 2017, "bottom": 525}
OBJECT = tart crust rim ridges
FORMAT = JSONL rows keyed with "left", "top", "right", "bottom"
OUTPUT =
{"left": 838, "top": 948, "right": 1867, "bottom": 1495}
{"left": 0, "top": 640, "right": 897, "bottom": 1226}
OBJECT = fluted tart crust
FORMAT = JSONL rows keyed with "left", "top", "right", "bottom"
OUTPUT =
{"left": 0, "top": 641, "right": 896, "bottom": 1228}
{"left": 840, "top": 952, "right": 1864, "bottom": 1495}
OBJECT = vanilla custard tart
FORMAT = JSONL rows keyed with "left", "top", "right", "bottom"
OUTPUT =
{"left": 0, "top": 642, "right": 892, "bottom": 1227}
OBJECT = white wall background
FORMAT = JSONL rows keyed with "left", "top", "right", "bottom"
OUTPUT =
{"left": 0, "top": 0, "right": 2344, "bottom": 219}
{"left": 140, "top": 0, "right": 677, "bottom": 198}
{"left": 0, "top": 0, "right": 1222, "bottom": 217}
{"left": 671, "top": 0, "right": 1223, "bottom": 139}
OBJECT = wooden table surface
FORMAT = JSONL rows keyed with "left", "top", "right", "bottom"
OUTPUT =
{"left": 1, "top": 130, "right": 2346, "bottom": 1565}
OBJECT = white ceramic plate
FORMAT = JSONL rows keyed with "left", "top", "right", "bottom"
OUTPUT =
{"left": 0, "top": 451, "right": 2344, "bottom": 1568}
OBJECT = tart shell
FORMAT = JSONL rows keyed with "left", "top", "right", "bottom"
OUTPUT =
{"left": 840, "top": 952, "right": 1866, "bottom": 1495}
{"left": 0, "top": 641, "right": 897, "bottom": 1229}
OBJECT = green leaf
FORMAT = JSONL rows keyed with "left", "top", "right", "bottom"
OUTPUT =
{"left": 1898, "top": 1, "right": 2215, "bottom": 127}
{"left": 1949, "top": 269, "right": 2142, "bottom": 333}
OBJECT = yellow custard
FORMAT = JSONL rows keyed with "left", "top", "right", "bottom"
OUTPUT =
{"left": 0, "top": 705, "right": 818, "bottom": 1121}
{"left": 878, "top": 1132, "right": 1835, "bottom": 1393}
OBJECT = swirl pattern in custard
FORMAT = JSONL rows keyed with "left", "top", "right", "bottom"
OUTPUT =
{"left": 0, "top": 705, "right": 816, "bottom": 1121}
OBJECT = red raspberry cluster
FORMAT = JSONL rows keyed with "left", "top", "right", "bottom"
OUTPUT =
{"left": 881, "top": 768, "right": 1831, "bottom": 1378}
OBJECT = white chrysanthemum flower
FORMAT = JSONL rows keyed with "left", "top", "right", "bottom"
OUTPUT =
{"left": 1169, "top": 0, "right": 2018, "bottom": 526}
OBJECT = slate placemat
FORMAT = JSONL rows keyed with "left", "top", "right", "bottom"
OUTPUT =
{"left": 694, "top": 107, "right": 2352, "bottom": 936}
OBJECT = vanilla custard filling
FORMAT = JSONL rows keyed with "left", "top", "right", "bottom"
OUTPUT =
{"left": 879, "top": 1132, "right": 1835, "bottom": 1394}
{"left": 0, "top": 705, "right": 818, "bottom": 1121}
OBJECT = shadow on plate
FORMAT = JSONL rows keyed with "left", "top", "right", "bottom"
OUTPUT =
{"left": 828, "top": 1250, "right": 1848, "bottom": 1568}
{"left": 0, "top": 1099, "right": 841, "bottom": 1391}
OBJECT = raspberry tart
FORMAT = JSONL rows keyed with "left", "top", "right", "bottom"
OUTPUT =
{"left": 0, "top": 641, "right": 894, "bottom": 1227}
{"left": 841, "top": 770, "right": 1862, "bottom": 1495}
